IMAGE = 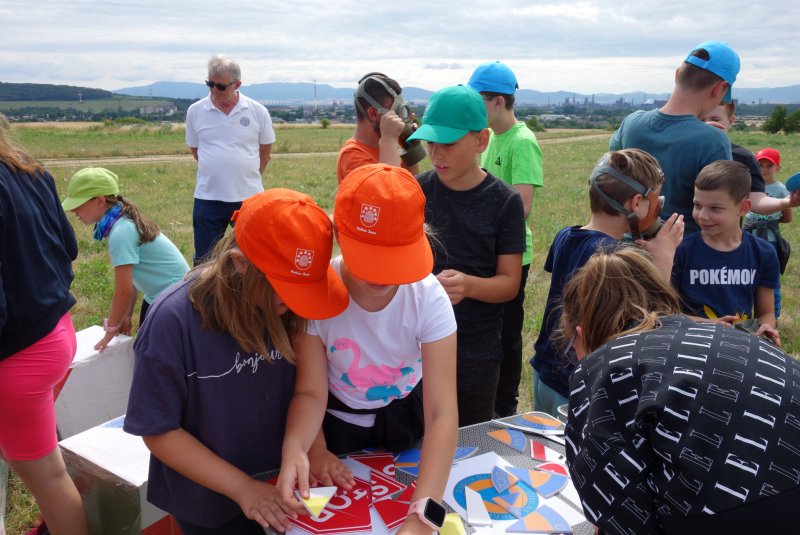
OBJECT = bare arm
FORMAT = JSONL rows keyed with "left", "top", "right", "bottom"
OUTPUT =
{"left": 190, "top": 147, "right": 198, "bottom": 161}
{"left": 95, "top": 264, "right": 134, "bottom": 352}
{"left": 636, "top": 213, "right": 685, "bottom": 281}
{"left": 378, "top": 112, "right": 404, "bottom": 167}
{"left": 259, "top": 144, "right": 273, "bottom": 174}
{"left": 143, "top": 429, "right": 296, "bottom": 531}
{"left": 754, "top": 285, "right": 781, "bottom": 346}
{"left": 513, "top": 184, "right": 534, "bottom": 220}
{"left": 278, "top": 333, "right": 352, "bottom": 509}
{"left": 399, "top": 333, "right": 459, "bottom": 535}
{"left": 436, "top": 253, "right": 522, "bottom": 305}
{"left": 749, "top": 190, "right": 800, "bottom": 215}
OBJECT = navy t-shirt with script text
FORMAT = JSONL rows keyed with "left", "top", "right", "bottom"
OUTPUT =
{"left": 671, "top": 231, "right": 780, "bottom": 320}
{"left": 124, "top": 278, "right": 296, "bottom": 528}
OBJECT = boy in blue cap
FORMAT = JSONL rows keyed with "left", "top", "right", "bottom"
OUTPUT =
{"left": 467, "top": 61, "right": 543, "bottom": 418}
{"left": 611, "top": 41, "right": 750, "bottom": 233}
{"left": 407, "top": 85, "right": 526, "bottom": 426}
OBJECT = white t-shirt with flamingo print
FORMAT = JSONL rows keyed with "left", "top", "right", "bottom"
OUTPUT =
{"left": 308, "top": 256, "right": 457, "bottom": 427}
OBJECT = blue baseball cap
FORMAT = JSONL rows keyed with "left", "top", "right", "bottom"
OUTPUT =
{"left": 467, "top": 61, "right": 518, "bottom": 95}
{"left": 684, "top": 41, "right": 740, "bottom": 104}
{"left": 407, "top": 85, "right": 487, "bottom": 144}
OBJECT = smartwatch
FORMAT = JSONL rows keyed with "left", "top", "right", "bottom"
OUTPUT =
{"left": 408, "top": 497, "right": 447, "bottom": 531}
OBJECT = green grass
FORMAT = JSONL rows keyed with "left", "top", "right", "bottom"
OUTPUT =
{"left": 6, "top": 131, "right": 800, "bottom": 533}
{"left": 0, "top": 98, "right": 175, "bottom": 113}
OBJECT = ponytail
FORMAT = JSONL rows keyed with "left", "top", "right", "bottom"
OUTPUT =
{"left": 102, "top": 194, "right": 160, "bottom": 245}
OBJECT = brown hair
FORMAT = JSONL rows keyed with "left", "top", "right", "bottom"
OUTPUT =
{"left": 676, "top": 48, "right": 725, "bottom": 93}
{"left": 481, "top": 92, "right": 516, "bottom": 110}
{"left": 187, "top": 232, "right": 306, "bottom": 363}
{"left": 720, "top": 100, "right": 735, "bottom": 119}
{"left": 102, "top": 194, "right": 161, "bottom": 245}
{"left": 695, "top": 160, "right": 750, "bottom": 203}
{"left": 589, "top": 149, "right": 664, "bottom": 216}
{"left": 0, "top": 117, "right": 44, "bottom": 176}
{"left": 355, "top": 72, "right": 402, "bottom": 122}
{"left": 556, "top": 247, "right": 681, "bottom": 355}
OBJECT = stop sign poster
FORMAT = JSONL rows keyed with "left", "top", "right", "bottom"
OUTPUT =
{"left": 267, "top": 477, "right": 373, "bottom": 534}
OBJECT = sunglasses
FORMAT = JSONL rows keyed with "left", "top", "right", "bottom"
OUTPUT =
{"left": 205, "top": 79, "right": 236, "bottom": 91}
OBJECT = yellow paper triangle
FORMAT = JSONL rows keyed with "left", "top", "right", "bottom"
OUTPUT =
{"left": 295, "top": 486, "right": 337, "bottom": 518}
{"left": 440, "top": 513, "right": 465, "bottom": 535}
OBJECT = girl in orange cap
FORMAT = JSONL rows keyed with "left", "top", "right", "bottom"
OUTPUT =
{"left": 278, "top": 164, "right": 458, "bottom": 535}
{"left": 123, "top": 189, "right": 349, "bottom": 535}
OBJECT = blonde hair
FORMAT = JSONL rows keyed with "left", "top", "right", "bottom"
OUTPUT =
{"left": 0, "top": 118, "right": 44, "bottom": 176}
{"left": 102, "top": 194, "right": 160, "bottom": 245}
{"left": 187, "top": 232, "right": 306, "bottom": 363}
{"left": 556, "top": 247, "right": 681, "bottom": 355}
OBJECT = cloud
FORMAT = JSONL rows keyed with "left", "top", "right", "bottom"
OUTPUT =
{"left": 0, "top": 0, "right": 798, "bottom": 93}
{"left": 423, "top": 63, "right": 464, "bottom": 70}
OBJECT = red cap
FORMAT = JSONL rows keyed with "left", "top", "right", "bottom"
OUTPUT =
{"left": 334, "top": 164, "right": 433, "bottom": 285}
{"left": 232, "top": 189, "right": 348, "bottom": 320}
{"left": 756, "top": 148, "right": 780, "bottom": 166}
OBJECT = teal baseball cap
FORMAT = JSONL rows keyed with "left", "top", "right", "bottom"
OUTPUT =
{"left": 684, "top": 41, "right": 740, "bottom": 104}
{"left": 467, "top": 61, "right": 518, "bottom": 95}
{"left": 407, "top": 85, "right": 487, "bottom": 144}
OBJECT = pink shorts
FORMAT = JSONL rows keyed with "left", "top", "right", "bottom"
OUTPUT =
{"left": 0, "top": 313, "right": 76, "bottom": 461}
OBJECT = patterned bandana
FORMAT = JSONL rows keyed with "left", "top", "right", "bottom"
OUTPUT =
{"left": 93, "top": 204, "right": 123, "bottom": 241}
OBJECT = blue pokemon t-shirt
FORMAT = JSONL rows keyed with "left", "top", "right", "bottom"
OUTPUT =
{"left": 671, "top": 231, "right": 781, "bottom": 319}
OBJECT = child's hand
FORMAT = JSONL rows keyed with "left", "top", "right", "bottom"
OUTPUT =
{"left": 635, "top": 213, "right": 684, "bottom": 281}
{"left": 756, "top": 323, "right": 781, "bottom": 347}
{"left": 379, "top": 111, "right": 406, "bottom": 142}
{"left": 118, "top": 316, "right": 133, "bottom": 336}
{"left": 309, "top": 445, "right": 354, "bottom": 490}
{"left": 94, "top": 330, "right": 118, "bottom": 353}
{"left": 277, "top": 449, "right": 313, "bottom": 514}
{"left": 234, "top": 479, "right": 296, "bottom": 531}
{"left": 436, "top": 270, "right": 468, "bottom": 305}
{"left": 711, "top": 315, "right": 738, "bottom": 327}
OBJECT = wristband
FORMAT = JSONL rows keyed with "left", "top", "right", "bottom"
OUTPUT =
{"left": 408, "top": 498, "right": 446, "bottom": 531}
{"left": 104, "top": 318, "right": 119, "bottom": 333}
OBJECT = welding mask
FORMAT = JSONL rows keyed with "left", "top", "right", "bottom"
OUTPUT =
{"left": 589, "top": 153, "right": 665, "bottom": 240}
{"left": 354, "top": 76, "right": 427, "bottom": 167}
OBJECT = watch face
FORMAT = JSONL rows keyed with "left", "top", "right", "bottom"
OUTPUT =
{"left": 423, "top": 499, "right": 446, "bottom": 528}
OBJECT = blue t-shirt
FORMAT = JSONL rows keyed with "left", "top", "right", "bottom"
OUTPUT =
{"left": 610, "top": 109, "right": 732, "bottom": 233}
{"left": 671, "top": 231, "right": 781, "bottom": 320}
{"left": 123, "top": 277, "right": 296, "bottom": 528}
{"left": 530, "top": 226, "right": 617, "bottom": 398}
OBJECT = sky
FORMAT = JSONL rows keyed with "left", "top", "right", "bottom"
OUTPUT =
{"left": 2, "top": 0, "right": 798, "bottom": 94}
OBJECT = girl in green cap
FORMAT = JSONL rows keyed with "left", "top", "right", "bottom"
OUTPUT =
{"left": 63, "top": 167, "right": 189, "bottom": 351}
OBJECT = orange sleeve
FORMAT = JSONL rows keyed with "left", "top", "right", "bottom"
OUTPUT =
{"left": 336, "top": 141, "right": 380, "bottom": 184}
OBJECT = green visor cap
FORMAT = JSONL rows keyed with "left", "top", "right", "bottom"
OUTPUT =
{"left": 407, "top": 84, "right": 487, "bottom": 144}
{"left": 61, "top": 167, "right": 120, "bottom": 211}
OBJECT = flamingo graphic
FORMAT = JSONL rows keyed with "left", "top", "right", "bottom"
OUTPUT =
{"left": 330, "top": 338, "right": 414, "bottom": 402}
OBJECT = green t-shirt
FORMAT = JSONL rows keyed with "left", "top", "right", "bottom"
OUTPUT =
{"left": 108, "top": 217, "right": 190, "bottom": 303}
{"left": 480, "top": 122, "right": 543, "bottom": 266}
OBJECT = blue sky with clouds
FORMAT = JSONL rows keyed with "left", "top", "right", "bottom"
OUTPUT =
{"left": 2, "top": 0, "right": 797, "bottom": 93}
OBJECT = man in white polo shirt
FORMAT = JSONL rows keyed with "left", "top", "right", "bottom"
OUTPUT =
{"left": 186, "top": 54, "right": 276, "bottom": 265}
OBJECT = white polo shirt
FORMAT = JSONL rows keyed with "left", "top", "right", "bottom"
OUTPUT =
{"left": 185, "top": 93, "right": 276, "bottom": 202}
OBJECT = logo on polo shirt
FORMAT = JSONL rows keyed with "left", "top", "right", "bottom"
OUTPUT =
{"left": 360, "top": 204, "right": 380, "bottom": 228}
{"left": 240, "top": 117, "right": 250, "bottom": 127}
{"left": 295, "top": 248, "right": 314, "bottom": 271}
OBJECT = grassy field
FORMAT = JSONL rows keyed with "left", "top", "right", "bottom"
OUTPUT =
{"left": 5, "top": 130, "right": 800, "bottom": 533}
{"left": 7, "top": 123, "right": 606, "bottom": 160}
{"left": 0, "top": 98, "right": 175, "bottom": 113}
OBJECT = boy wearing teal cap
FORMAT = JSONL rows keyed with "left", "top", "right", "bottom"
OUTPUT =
{"left": 408, "top": 85, "right": 526, "bottom": 426}
{"left": 468, "top": 61, "right": 543, "bottom": 418}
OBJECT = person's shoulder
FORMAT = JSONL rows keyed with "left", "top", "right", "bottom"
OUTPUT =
{"left": 108, "top": 216, "right": 139, "bottom": 240}
{"left": 620, "top": 109, "right": 649, "bottom": 125}
{"left": 743, "top": 229, "right": 777, "bottom": 255}
{"left": 187, "top": 96, "right": 209, "bottom": 112}
{"left": 415, "top": 169, "right": 438, "bottom": 188}
{"left": 484, "top": 171, "right": 521, "bottom": 197}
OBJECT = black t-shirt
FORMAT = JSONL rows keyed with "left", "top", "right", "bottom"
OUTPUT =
{"left": 731, "top": 142, "right": 766, "bottom": 194}
{"left": 416, "top": 169, "right": 526, "bottom": 335}
{"left": 566, "top": 314, "right": 800, "bottom": 535}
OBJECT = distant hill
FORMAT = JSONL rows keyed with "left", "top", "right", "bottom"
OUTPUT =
{"left": 0, "top": 82, "right": 113, "bottom": 101}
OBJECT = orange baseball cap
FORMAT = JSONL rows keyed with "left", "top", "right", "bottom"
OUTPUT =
{"left": 232, "top": 189, "right": 348, "bottom": 320}
{"left": 335, "top": 164, "right": 433, "bottom": 285}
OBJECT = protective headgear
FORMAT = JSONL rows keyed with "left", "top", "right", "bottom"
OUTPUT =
{"left": 354, "top": 76, "right": 427, "bottom": 167}
{"left": 589, "top": 153, "right": 664, "bottom": 240}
